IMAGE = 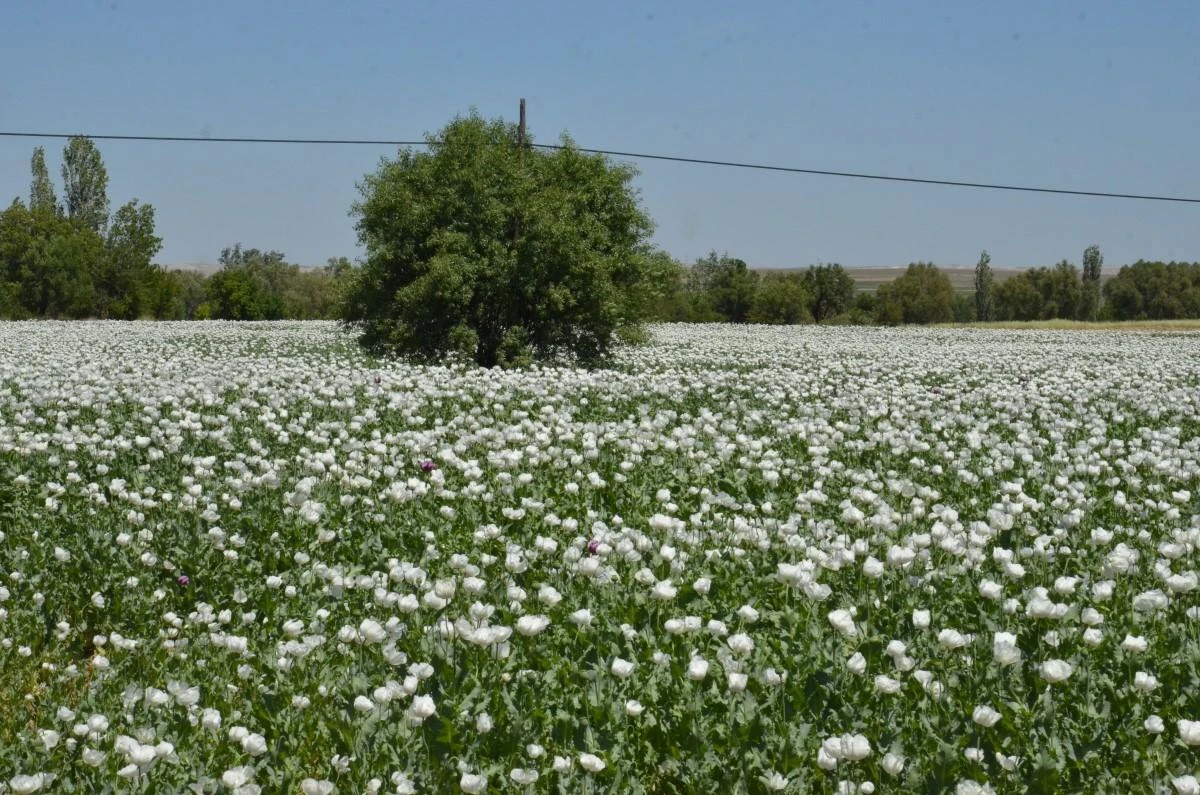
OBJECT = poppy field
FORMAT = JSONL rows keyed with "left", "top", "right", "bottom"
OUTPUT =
{"left": 1, "top": 321, "right": 1198, "bottom": 793}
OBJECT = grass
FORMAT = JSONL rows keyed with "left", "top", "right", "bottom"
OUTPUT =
{"left": 940, "top": 318, "right": 1200, "bottom": 332}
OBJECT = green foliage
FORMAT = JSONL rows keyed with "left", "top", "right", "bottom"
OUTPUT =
{"left": 749, "top": 271, "right": 811, "bottom": 324}
{"left": 1078, "top": 245, "right": 1103, "bottom": 321}
{"left": 874, "top": 262, "right": 955, "bottom": 325}
{"left": 1082, "top": 244, "right": 1103, "bottom": 284}
{"left": 29, "top": 147, "right": 58, "bottom": 216}
{"left": 640, "top": 249, "right": 696, "bottom": 322}
{"left": 343, "top": 111, "right": 655, "bottom": 367}
{"left": 974, "top": 250, "right": 994, "bottom": 322}
{"left": 853, "top": 291, "right": 878, "bottom": 315}
{"left": 802, "top": 263, "right": 855, "bottom": 322}
{"left": 24, "top": 217, "right": 103, "bottom": 317}
{"left": 1040, "top": 261, "right": 1083, "bottom": 320}
{"left": 821, "top": 306, "right": 874, "bottom": 325}
{"left": 99, "top": 200, "right": 164, "bottom": 319}
{"left": 952, "top": 293, "right": 976, "bottom": 323}
{"left": 690, "top": 251, "right": 759, "bottom": 323}
{"left": 1103, "top": 260, "right": 1200, "bottom": 320}
{"left": 159, "top": 269, "right": 209, "bottom": 319}
{"left": 1078, "top": 281, "right": 1101, "bottom": 322}
{"left": 993, "top": 261, "right": 1081, "bottom": 321}
{"left": 0, "top": 200, "right": 34, "bottom": 319}
{"left": 61, "top": 136, "right": 110, "bottom": 233}
{"left": 993, "top": 272, "right": 1044, "bottom": 321}
{"left": 205, "top": 245, "right": 296, "bottom": 320}
{"left": 1, "top": 139, "right": 179, "bottom": 320}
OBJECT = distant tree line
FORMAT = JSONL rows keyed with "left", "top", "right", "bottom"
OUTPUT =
{"left": 0, "top": 138, "right": 353, "bottom": 320}
{"left": 182, "top": 247, "right": 353, "bottom": 321}
{"left": 645, "top": 253, "right": 970, "bottom": 326}
{"left": 648, "top": 246, "right": 1200, "bottom": 326}
{"left": 975, "top": 245, "right": 1200, "bottom": 322}
{"left": 3, "top": 136, "right": 1198, "bottom": 330}
{"left": 647, "top": 251, "right": 871, "bottom": 325}
{"left": 1101, "top": 260, "right": 1200, "bottom": 320}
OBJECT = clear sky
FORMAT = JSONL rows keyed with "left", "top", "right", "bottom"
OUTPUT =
{"left": 2, "top": 0, "right": 1198, "bottom": 270}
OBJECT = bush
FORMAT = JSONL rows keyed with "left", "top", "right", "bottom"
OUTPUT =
{"left": 822, "top": 307, "right": 874, "bottom": 326}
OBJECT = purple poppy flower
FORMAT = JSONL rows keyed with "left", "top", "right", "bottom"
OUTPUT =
{"left": 176, "top": 575, "right": 190, "bottom": 588}
{"left": 419, "top": 459, "right": 438, "bottom": 473}
{"left": 587, "top": 539, "right": 600, "bottom": 555}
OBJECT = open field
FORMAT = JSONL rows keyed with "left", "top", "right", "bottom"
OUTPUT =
{"left": 765, "top": 266, "right": 1114, "bottom": 295}
{"left": 1, "top": 322, "right": 1199, "bottom": 793}
{"left": 841, "top": 266, "right": 1026, "bottom": 295}
{"left": 758, "top": 266, "right": 1025, "bottom": 295}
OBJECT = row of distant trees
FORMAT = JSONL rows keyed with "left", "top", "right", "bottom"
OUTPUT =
{"left": 976, "top": 246, "right": 1200, "bottom": 322}
{"left": 646, "top": 254, "right": 975, "bottom": 326}
{"left": 647, "top": 252, "right": 866, "bottom": 325}
{"left": 0, "top": 138, "right": 352, "bottom": 320}
{"left": 0, "top": 139, "right": 166, "bottom": 319}
{"left": 973, "top": 246, "right": 1104, "bottom": 322}
{"left": 644, "top": 247, "right": 1200, "bottom": 326}
{"left": 3, "top": 134, "right": 1198, "bottom": 329}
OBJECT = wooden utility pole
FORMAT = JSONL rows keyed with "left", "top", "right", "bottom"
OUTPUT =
{"left": 518, "top": 97, "right": 527, "bottom": 162}
{"left": 514, "top": 98, "right": 526, "bottom": 246}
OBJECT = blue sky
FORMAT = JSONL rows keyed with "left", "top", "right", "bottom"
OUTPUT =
{"left": 2, "top": 0, "right": 1198, "bottom": 269}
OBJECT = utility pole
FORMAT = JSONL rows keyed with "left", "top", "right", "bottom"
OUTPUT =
{"left": 514, "top": 98, "right": 526, "bottom": 247}
{"left": 518, "top": 97, "right": 526, "bottom": 163}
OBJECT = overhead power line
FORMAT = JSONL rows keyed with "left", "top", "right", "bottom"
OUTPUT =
{"left": 2, "top": 129, "right": 1197, "bottom": 204}
{"left": 0, "top": 131, "right": 426, "bottom": 147}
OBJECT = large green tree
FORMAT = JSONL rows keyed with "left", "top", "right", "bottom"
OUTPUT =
{"left": 61, "top": 136, "right": 110, "bottom": 233}
{"left": 343, "top": 112, "right": 655, "bottom": 367}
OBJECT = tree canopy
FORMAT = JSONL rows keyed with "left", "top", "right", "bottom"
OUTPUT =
{"left": 342, "top": 112, "right": 656, "bottom": 367}
{"left": 61, "top": 136, "right": 110, "bottom": 234}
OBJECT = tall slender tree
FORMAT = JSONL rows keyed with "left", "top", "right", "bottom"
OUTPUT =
{"left": 61, "top": 136, "right": 109, "bottom": 233}
{"left": 1078, "top": 244, "right": 1103, "bottom": 320}
{"left": 974, "top": 250, "right": 994, "bottom": 322}
{"left": 30, "top": 147, "right": 58, "bottom": 216}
